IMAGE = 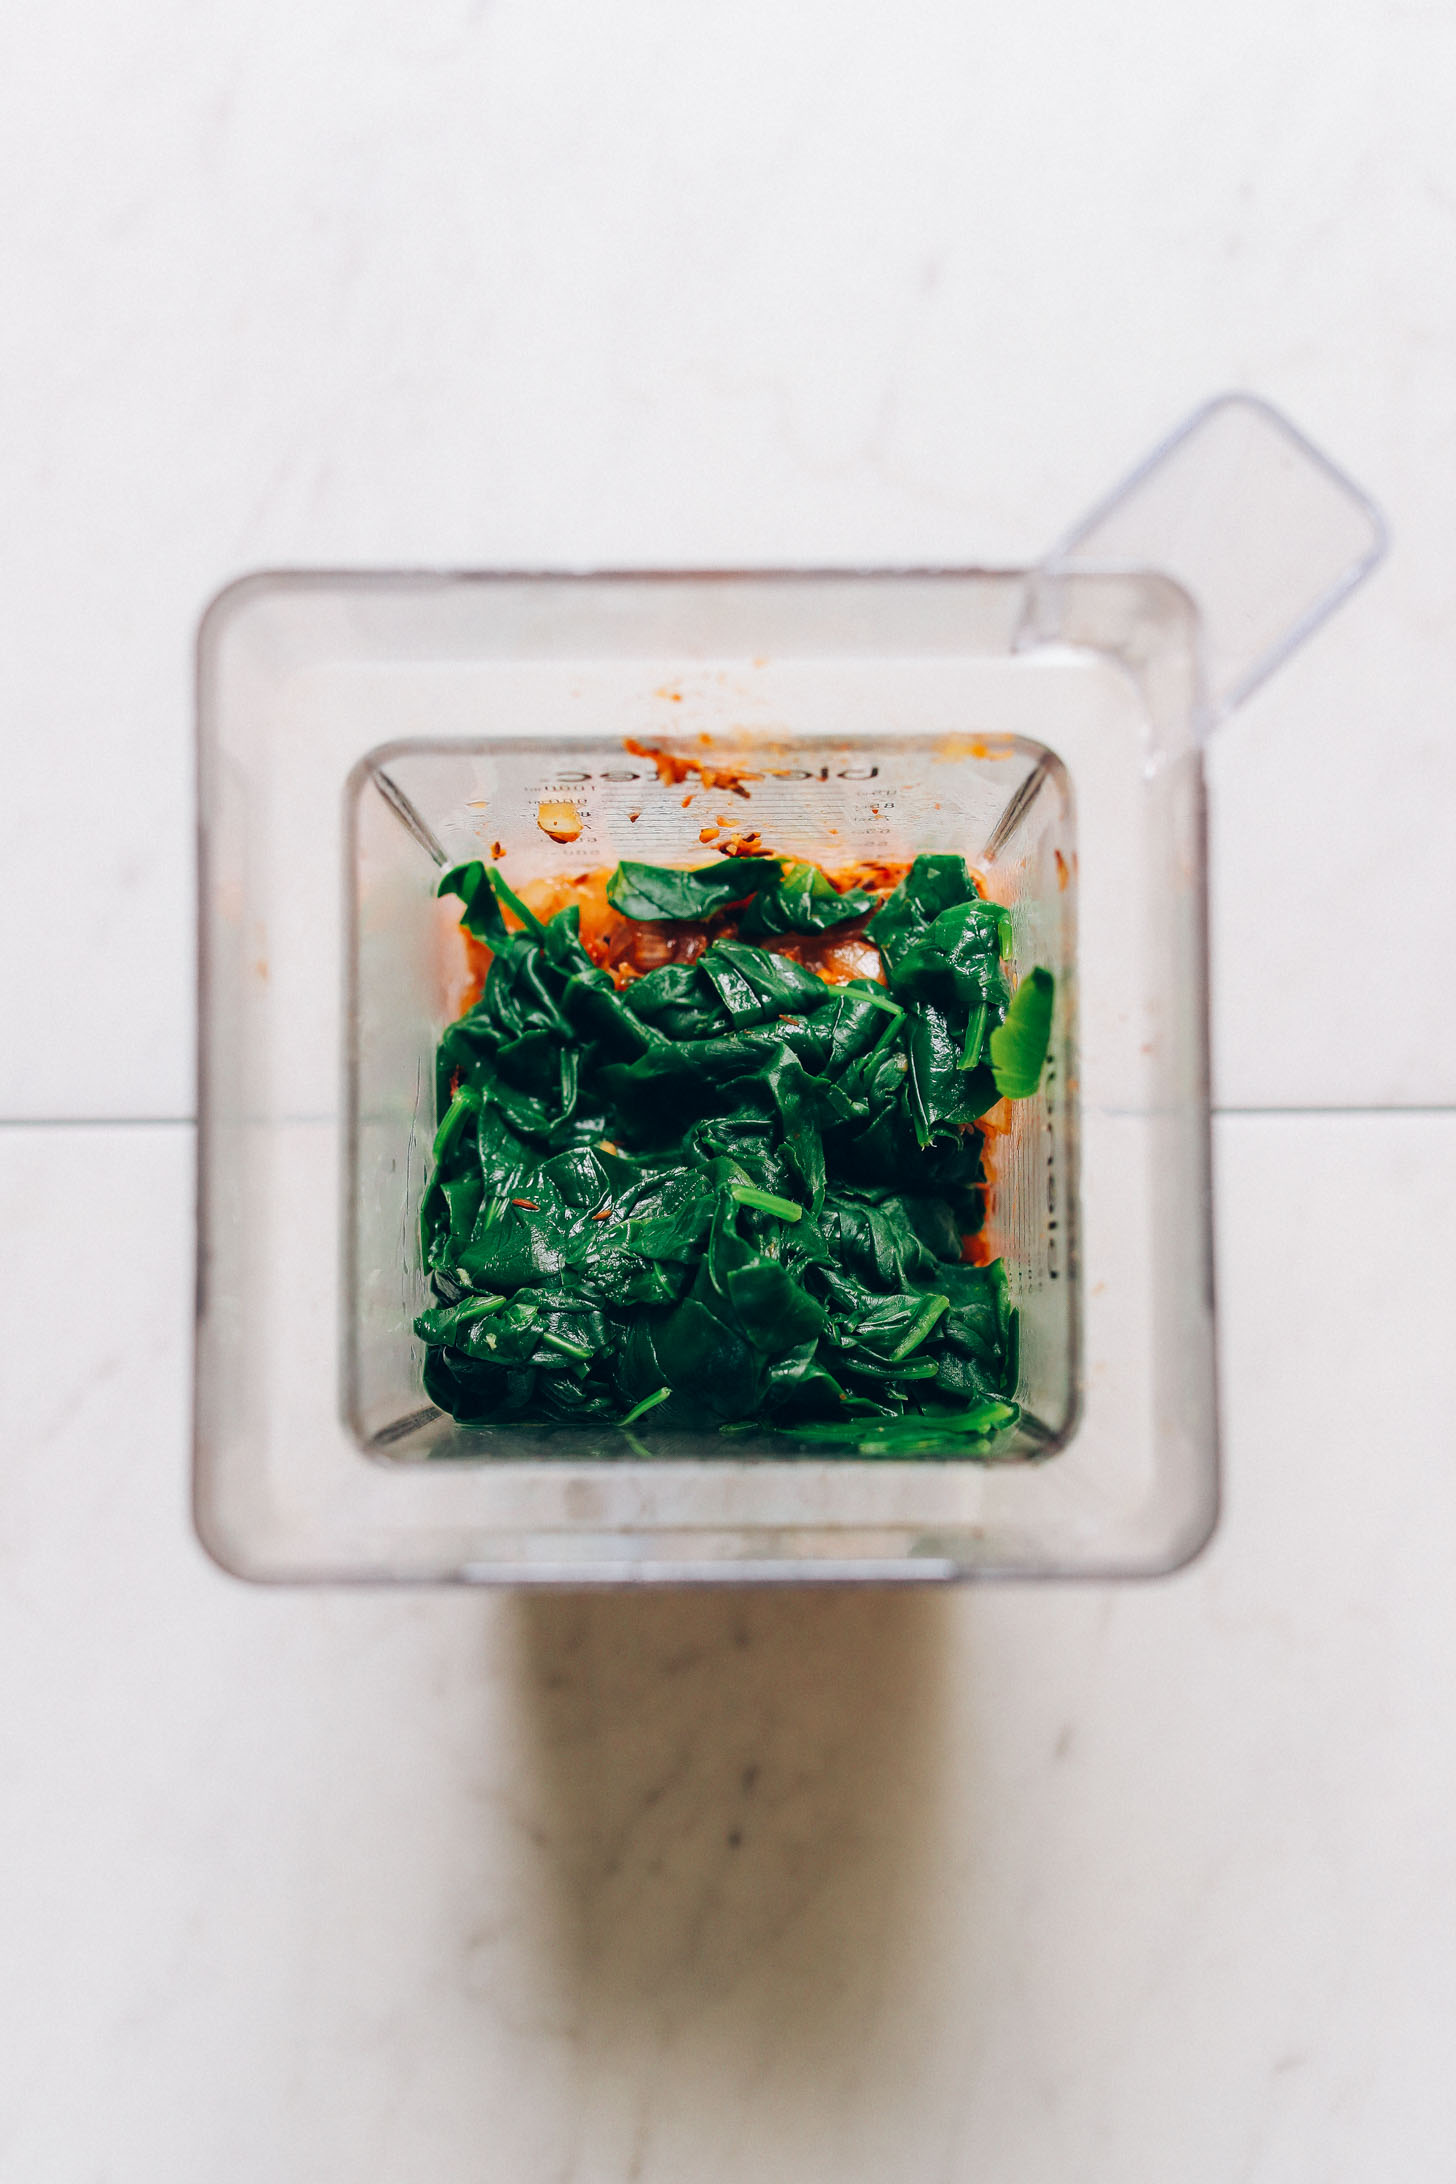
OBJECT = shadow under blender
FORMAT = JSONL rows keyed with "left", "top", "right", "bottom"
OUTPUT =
{"left": 508, "top": 1584, "right": 959, "bottom": 2156}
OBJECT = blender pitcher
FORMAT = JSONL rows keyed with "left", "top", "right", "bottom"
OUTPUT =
{"left": 194, "top": 394, "right": 1385, "bottom": 1585}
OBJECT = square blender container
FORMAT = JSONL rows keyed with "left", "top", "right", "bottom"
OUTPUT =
{"left": 194, "top": 395, "right": 1384, "bottom": 1584}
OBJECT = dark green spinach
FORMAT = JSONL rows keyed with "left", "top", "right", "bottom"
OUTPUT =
{"left": 417, "top": 855, "right": 1055, "bottom": 1456}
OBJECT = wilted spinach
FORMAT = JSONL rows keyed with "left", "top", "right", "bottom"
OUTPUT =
{"left": 418, "top": 854, "right": 1055, "bottom": 1457}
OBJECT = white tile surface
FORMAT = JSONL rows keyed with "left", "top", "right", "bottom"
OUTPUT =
{"left": 3, "top": 1113, "right": 1455, "bottom": 2180}
{"left": 1, "top": 0, "right": 1454, "bottom": 1115}
{"left": 4, "top": 4, "right": 1455, "bottom": 2170}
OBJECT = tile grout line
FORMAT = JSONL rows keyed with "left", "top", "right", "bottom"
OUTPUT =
{"left": 1213, "top": 1104, "right": 1456, "bottom": 1117}
{"left": 5, "top": 1104, "right": 1456, "bottom": 1131}
{"left": 0, "top": 1117, "right": 198, "bottom": 1129}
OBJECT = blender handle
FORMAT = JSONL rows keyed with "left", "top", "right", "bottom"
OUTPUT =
{"left": 1037, "top": 392, "right": 1387, "bottom": 732}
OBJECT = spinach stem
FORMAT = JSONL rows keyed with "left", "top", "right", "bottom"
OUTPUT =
{"left": 728, "top": 1182, "right": 803, "bottom": 1223}
{"left": 620, "top": 1385, "right": 672, "bottom": 1426}
{"left": 431, "top": 1086, "right": 480, "bottom": 1164}
{"left": 454, "top": 1294, "right": 507, "bottom": 1324}
{"left": 538, "top": 1329, "right": 594, "bottom": 1360}
{"left": 960, "top": 1002, "right": 988, "bottom": 1071}
{"left": 890, "top": 1293, "right": 950, "bottom": 1360}
{"left": 487, "top": 865, "right": 547, "bottom": 937}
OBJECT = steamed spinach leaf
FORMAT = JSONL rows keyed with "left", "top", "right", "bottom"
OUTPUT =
{"left": 605, "top": 858, "right": 782, "bottom": 921}
{"left": 989, "top": 966, "right": 1055, "bottom": 1100}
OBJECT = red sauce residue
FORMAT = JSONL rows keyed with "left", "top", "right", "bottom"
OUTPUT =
{"left": 975, "top": 1098, "right": 1013, "bottom": 1137}
{"left": 459, "top": 929, "right": 493, "bottom": 1011}
{"left": 605, "top": 919, "right": 710, "bottom": 978}
{"left": 445, "top": 857, "right": 919, "bottom": 1001}
{"left": 967, "top": 1140, "right": 996, "bottom": 1233}
{"left": 1054, "top": 847, "right": 1069, "bottom": 892}
{"left": 490, "top": 840, "right": 505, "bottom": 860}
{"left": 960, "top": 1233, "right": 992, "bottom": 1266}
{"left": 829, "top": 857, "right": 914, "bottom": 897}
{"left": 770, "top": 928, "right": 884, "bottom": 986}
{"left": 714, "top": 826, "right": 768, "bottom": 858}
{"left": 623, "top": 737, "right": 762, "bottom": 800}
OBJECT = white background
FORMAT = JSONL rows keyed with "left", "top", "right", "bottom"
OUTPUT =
{"left": 2, "top": 2, "right": 1454, "bottom": 2177}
